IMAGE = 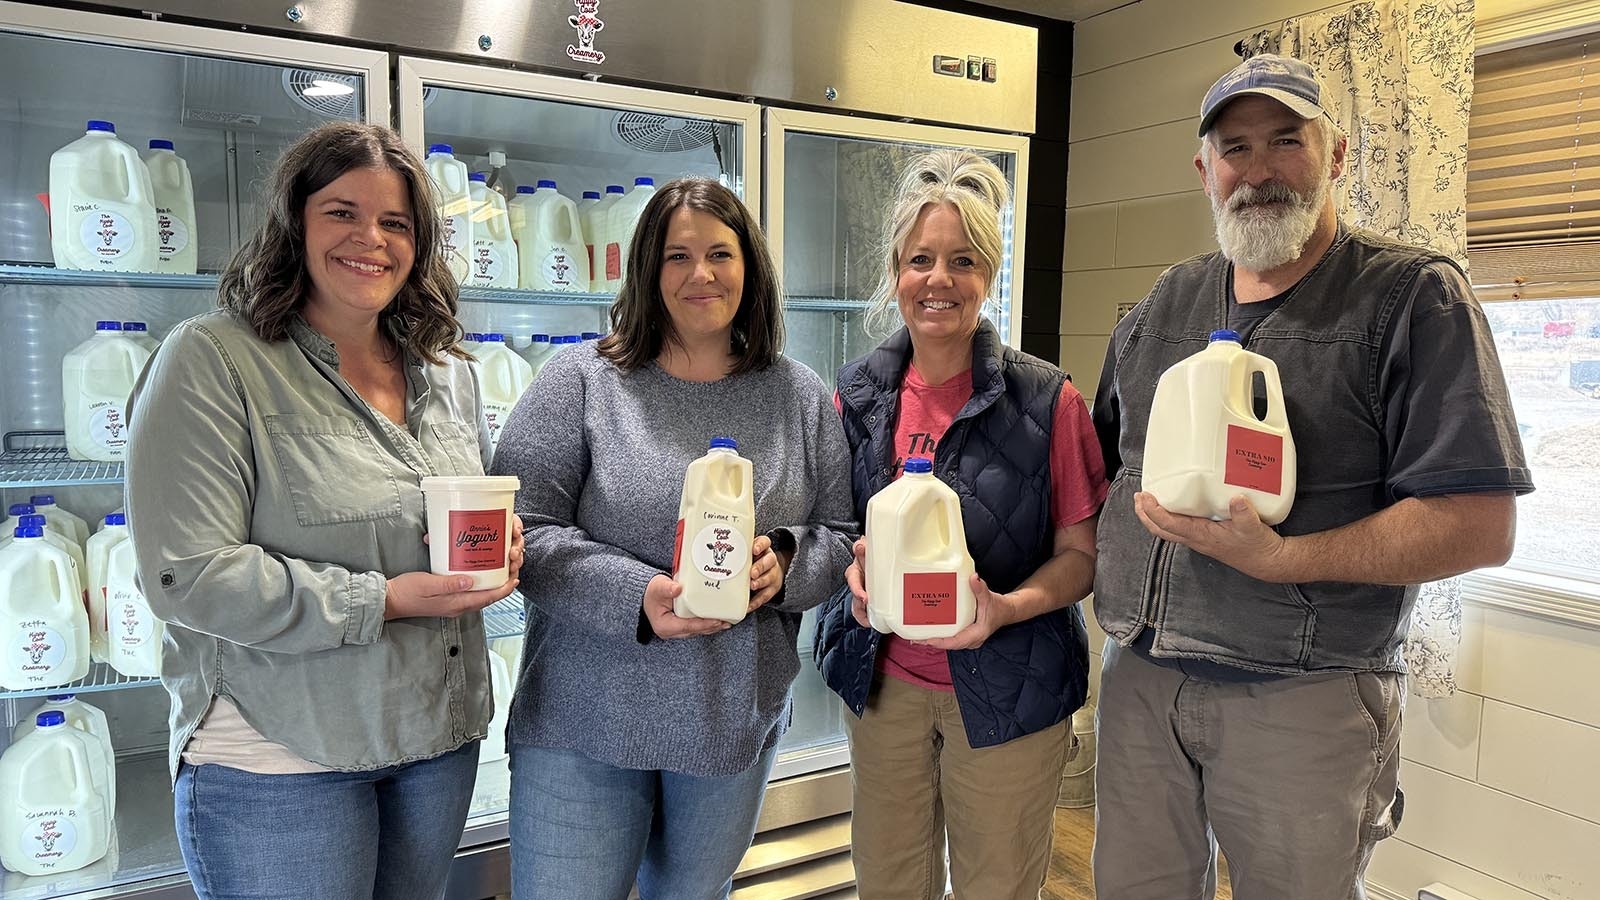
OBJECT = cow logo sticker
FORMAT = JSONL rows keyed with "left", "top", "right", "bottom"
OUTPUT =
{"left": 567, "top": 0, "right": 606, "bottom": 65}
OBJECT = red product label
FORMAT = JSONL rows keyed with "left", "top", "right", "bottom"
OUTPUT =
{"left": 587, "top": 244, "right": 595, "bottom": 276}
{"left": 672, "top": 518, "right": 686, "bottom": 578}
{"left": 605, "top": 243, "right": 621, "bottom": 280}
{"left": 903, "top": 572, "right": 958, "bottom": 625}
{"left": 1223, "top": 425, "right": 1284, "bottom": 494}
{"left": 447, "top": 509, "right": 506, "bottom": 572}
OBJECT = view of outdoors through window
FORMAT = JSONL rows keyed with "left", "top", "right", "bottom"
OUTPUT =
{"left": 1480, "top": 296, "right": 1600, "bottom": 582}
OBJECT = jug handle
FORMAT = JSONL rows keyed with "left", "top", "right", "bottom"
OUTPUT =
{"left": 119, "top": 149, "right": 145, "bottom": 203}
{"left": 1245, "top": 355, "right": 1290, "bottom": 429}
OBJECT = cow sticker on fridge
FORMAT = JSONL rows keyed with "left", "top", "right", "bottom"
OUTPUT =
{"left": 567, "top": 0, "right": 606, "bottom": 65}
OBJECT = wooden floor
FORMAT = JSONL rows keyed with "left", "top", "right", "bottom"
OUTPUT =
{"left": 1044, "top": 806, "right": 1233, "bottom": 900}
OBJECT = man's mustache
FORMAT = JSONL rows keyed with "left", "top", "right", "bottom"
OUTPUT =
{"left": 1226, "top": 181, "right": 1300, "bottom": 212}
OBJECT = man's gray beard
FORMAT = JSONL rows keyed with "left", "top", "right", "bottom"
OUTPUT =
{"left": 1210, "top": 175, "right": 1328, "bottom": 272}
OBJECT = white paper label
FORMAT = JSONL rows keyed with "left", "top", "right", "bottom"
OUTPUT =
{"left": 22, "top": 813, "right": 77, "bottom": 863}
{"left": 156, "top": 209, "right": 189, "bottom": 258}
{"left": 78, "top": 209, "right": 134, "bottom": 261}
{"left": 13, "top": 624, "right": 67, "bottom": 680}
{"left": 690, "top": 522, "right": 749, "bottom": 583}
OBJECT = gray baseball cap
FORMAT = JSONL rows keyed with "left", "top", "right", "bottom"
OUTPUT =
{"left": 1198, "top": 53, "right": 1330, "bottom": 137}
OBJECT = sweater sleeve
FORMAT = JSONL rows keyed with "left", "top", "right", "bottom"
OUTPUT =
{"left": 491, "top": 353, "right": 661, "bottom": 640}
{"left": 766, "top": 376, "right": 859, "bottom": 615}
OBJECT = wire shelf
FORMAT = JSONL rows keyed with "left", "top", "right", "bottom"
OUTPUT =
{"left": 1, "top": 433, "right": 124, "bottom": 488}
{"left": 0, "top": 662, "right": 157, "bottom": 701}
{"left": 484, "top": 593, "right": 527, "bottom": 641}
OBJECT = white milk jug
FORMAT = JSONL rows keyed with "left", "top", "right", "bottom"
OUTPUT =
{"left": 506, "top": 185, "right": 536, "bottom": 239}
{"left": 515, "top": 180, "right": 588, "bottom": 293}
{"left": 0, "top": 526, "right": 90, "bottom": 691}
{"left": 13, "top": 696, "right": 116, "bottom": 817}
{"left": 85, "top": 514, "right": 129, "bottom": 664}
{"left": 459, "top": 332, "right": 482, "bottom": 357}
{"left": 48, "top": 120, "right": 158, "bottom": 274}
{"left": 467, "top": 172, "right": 518, "bottom": 289}
{"left": 865, "top": 457, "right": 977, "bottom": 640}
{"left": 481, "top": 649, "right": 511, "bottom": 763}
{"left": 1142, "top": 329, "right": 1297, "bottom": 525}
{"left": 472, "top": 335, "right": 533, "bottom": 455}
{"left": 518, "top": 334, "right": 554, "bottom": 373}
{"left": 120, "top": 321, "right": 159, "bottom": 353}
{"left": 600, "top": 177, "right": 656, "bottom": 292}
{"left": 0, "top": 516, "right": 88, "bottom": 616}
{"left": 584, "top": 184, "right": 624, "bottom": 288}
{"left": 0, "top": 504, "right": 36, "bottom": 540}
{"left": 103, "top": 536, "right": 160, "bottom": 678}
{"left": 28, "top": 495, "right": 89, "bottom": 548}
{"left": 140, "top": 139, "right": 198, "bottom": 275}
{"left": 424, "top": 144, "right": 473, "bottom": 284}
{"left": 62, "top": 321, "right": 151, "bottom": 462}
{"left": 0, "top": 711, "right": 110, "bottom": 876}
{"left": 673, "top": 438, "right": 754, "bottom": 624}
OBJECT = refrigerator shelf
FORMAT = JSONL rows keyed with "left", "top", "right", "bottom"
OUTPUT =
{"left": 785, "top": 296, "right": 873, "bottom": 313}
{"left": 484, "top": 594, "right": 526, "bottom": 640}
{"left": 1, "top": 434, "right": 123, "bottom": 488}
{"left": 0, "top": 663, "right": 157, "bottom": 701}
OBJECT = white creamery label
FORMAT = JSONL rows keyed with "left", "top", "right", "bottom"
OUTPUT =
{"left": 689, "top": 522, "right": 749, "bottom": 583}
{"left": 78, "top": 209, "right": 134, "bottom": 262}
{"left": 471, "top": 244, "right": 506, "bottom": 285}
{"left": 86, "top": 402, "right": 130, "bottom": 456}
{"left": 21, "top": 812, "right": 77, "bottom": 865}
{"left": 155, "top": 210, "right": 189, "bottom": 259}
{"left": 13, "top": 624, "right": 66, "bottom": 681}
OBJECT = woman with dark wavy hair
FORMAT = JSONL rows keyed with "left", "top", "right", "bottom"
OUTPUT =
{"left": 125, "top": 121, "right": 522, "bottom": 900}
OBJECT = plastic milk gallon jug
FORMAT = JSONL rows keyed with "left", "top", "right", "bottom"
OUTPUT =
{"left": 62, "top": 321, "right": 151, "bottom": 462}
{"left": 600, "top": 177, "right": 656, "bottom": 292}
{"left": 672, "top": 438, "right": 754, "bottom": 624}
{"left": 576, "top": 189, "right": 601, "bottom": 274}
{"left": 0, "top": 526, "right": 90, "bottom": 691}
{"left": 585, "top": 185, "right": 624, "bottom": 288}
{"left": 48, "top": 120, "right": 158, "bottom": 274}
{"left": 0, "top": 711, "right": 110, "bottom": 876}
{"left": 0, "top": 504, "right": 35, "bottom": 541}
{"left": 515, "top": 180, "right": 588, "bottom": 292}
{"left": 424, "top": 144, "right": 472, "bottom": 284}
{"left": 13, "top": 696, "right": 115, "bottom": 817}
{"left": 507, "top": 185, "right": 536, "bottom": 238}
{"left": 103, "top": 536, "right": 160, "bottom": 678}
{"left": 467, "top": 172, "right": 518, "bottom": 289}
{"left": 472, "top": 335, "right": 533, "bottom": 455}
{"left": 865, "top": 457, "right": 977, "bottom": 640}
{"left": 85, "top": 513, "right": 130, "bottom": 664}
{"left": 140, "top": 140, "right": 197, "bottom": 275}
{"left": 120, "top": 321, "right": 158, "bottom": 354}
{"left": 1, "top": 516, "right": 87, "bottom": 612}
{"left": 518, "top": 334, "right": 554, "bottom": 373}
{"left": 28, "top": 495, "right": 88, "bottom": 548}
{"left": 481, "top": 649, "right": 511, "bottom": 763}
{"left": 1142, "top": 329, "right": 1297, "bottom": 525}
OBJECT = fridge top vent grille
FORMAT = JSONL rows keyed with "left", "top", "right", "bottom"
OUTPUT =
{"left": 613, "top": 112, "right": 716, "bottom": 154}
{"left": 282, "top": 69, "right": 362, "bottom": 120}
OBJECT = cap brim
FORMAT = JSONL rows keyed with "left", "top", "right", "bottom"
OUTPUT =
{"left": 1198, "top": 87, "right": 1327, "bottom": 137}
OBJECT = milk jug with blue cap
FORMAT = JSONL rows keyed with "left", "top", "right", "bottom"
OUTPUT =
{"left": 13, "top": 695, "right": 116, "bottom": 818}
{"left": 48, "top": 120, "right": 158, "bottom": 273}
{"left": 865, "top": 457, "right": 977, "bottom": 640}
{"left": 0, "top": 524, "right": 90, "bottom": 690}
{"left": 85, "top": 513, "right": 130, "bottom": 663}
{"left": 424, "top": 144, "right": 473, "bottom": 284}
{"left": 467, "top": 172, "right": 518, "bottom": 288}
{"left": 515, "top": 180, "right": 588, "bottom": 292}
{"left": 673, "top": 438, "right": 754, "bottom": 624}
{"left": 1142, "top": 329, "right": 1297, "bottom": 525}
{"left": 63, "top": 321, "right": 152, "bottom": 462}
{"left": 140, "top": 139, "right": 197, "bottom": 274}
{"left": 0, "top": 710, "right": 110, "bottom": 875}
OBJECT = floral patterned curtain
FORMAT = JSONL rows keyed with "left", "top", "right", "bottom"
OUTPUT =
{"left": 1244, "top": 1, "right": 1476, "bottom": 699}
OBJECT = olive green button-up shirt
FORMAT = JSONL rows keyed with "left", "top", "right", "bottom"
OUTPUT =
{"left": 126, "top": 310, "right": 493, "bottom": 777}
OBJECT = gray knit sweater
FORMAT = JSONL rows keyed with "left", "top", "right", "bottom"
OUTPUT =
{"left": 491, "top": 344, "right": 858, "bottom": 776}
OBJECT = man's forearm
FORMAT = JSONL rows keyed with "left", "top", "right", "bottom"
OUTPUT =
{"left": 1268, "top": 493, "right": 1516, "bottom": 585}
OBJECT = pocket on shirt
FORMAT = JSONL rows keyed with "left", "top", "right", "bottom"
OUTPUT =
{"left": 265, "top": 414, "right": 403, "bottom": 526}
{"left": 428, "top": 421, "right": 485, "bottom": 476}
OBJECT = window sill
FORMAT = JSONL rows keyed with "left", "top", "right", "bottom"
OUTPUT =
{"left": 1462, "top": 566, "right": 1600, "bottom": 630}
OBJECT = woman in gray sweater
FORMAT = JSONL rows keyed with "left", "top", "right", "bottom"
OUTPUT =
{"left": 490, "top": 178, "right": 856, "bottom": 899}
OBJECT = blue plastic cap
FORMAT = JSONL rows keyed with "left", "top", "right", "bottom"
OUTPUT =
{"left": 46, "top": 694, "right": 76, "bottom": 702}
{"left": 123, "top": 321, "right": 147, "bottom": 332}
{"left": 19, "top": 515, "right": 46, "bottom": 527}
{"left": 531, "top": 334, "right": 550, "bottom": 342}
{"left": 14, "top": 525, "right": 43, "bottom": 539}
{"left": 710, "top": 437, "right": 738, "bottom": 450}
{"left": 484, "top": 332, "right": 506, "bottom": 342}
{"left": 582, "top": 332, "right": 601, "bottom": 340}
{"left": 96, "top": 321, "right": 122, "bottom": 332}
{"left": 537, "top": 179, "right": 557, "bottom": 189}
{"left": 7, "top": 504, "right": 33, "bottom": 516}
{"left": 427, "top": 143, "right": 453, "bottom": 155}
{"left": 469, "top": 172, "right": 488, "bottom": 182}
{"left": 605, "top": 185, "right": 625, "bottom": 194}
{"left": 36, "top": 711, "right": 65, "bottom": 728}
{"left": 1209, "top": 329, "right": 1243, "bottom": 343}
{"left": 904, "top": 457, "right": 934, "bottom": 474}
{"left": 515, "top": 185, "right": 536, "bottom": 194}
{"left": 87, "top": 120, "right": 114, "bottom": 133}
{"left": 29, "top": 495, "right": 54, "bottom": 506}
{"left": 105, "top": 513, "right": 126, "bottom": 526}
{"left": 634, "top": 177, "right": 654, "bottom": 186}
{"left": 582, "top": 191, "right": 601, "bottom": 200}
{"left": 148, "top": 139, "right": 174, "bottom": 150}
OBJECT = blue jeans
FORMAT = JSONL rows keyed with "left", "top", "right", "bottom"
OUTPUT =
{"left": 175, "top": 742, "right": 480, "bottom": 900}
{"left": 509, "top": 743, "right": 778, "bottom": 900}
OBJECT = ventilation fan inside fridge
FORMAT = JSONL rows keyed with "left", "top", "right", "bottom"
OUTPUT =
{"left": 281, "top": 69, "right": 439, "bottom": 120}
{"left": 613, "top": 113, "right": 717, "bottom": 154}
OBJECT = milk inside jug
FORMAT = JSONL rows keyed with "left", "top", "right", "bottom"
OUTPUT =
{"left": 85, "top": 513, "right": 130, "bottom": 664}
{"left": 472, "top": 334, "right": 533, "bottom": 455}
{"left": 0, "top": 711, "right": 110, "bottom": 876}
{"left": 467, "top": 172, "right": 518, "bottom": 289}
{"left": 140, "top": 139, "right": 198, "bottom": 275}
{"left": 103, "top": 535, "right": 160, "bottom": 678}
{"left": 13, "top": 695, "right": 116, "bottom": 817}
{"left": 62, "top": 321, "right": 152, "bottom": 462}
{"left": 672, "top": 437, "right": 754, "bottom": 624}
{"left": 865, "top": 457, "right": 977, "bottom": 640}
{"left": 424, "top": 144, "right": 473, "bottom": 284}
{"left": 48, "top": 120, "right": 158, "bottom": 273}
{"left": 0, "top": 526, "right": 90, "bottom": 691}
{"left": 29, "top": 495, "right": 88, "bottom": 548}
{"left": 1142, "top": 329, "right": 1297, "bottom": 525}
{"left": 601, "top": 177, "right": 656, "bottom": 292}
{"left": 480, "top": 650, "right": 511, "bottom": 763}
{"left": 514, "top": 180, "right": 588, "bottom": 292}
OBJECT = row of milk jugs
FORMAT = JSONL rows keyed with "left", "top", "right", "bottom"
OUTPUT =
{"left": 64, "top": 321, "right": 155, "bottom": 462}
{"left": 463, "top": 331, "right": 602, "bottom": 456}
{"left": 0, "top": 695, "right": 117, "bottom": 875}
{"left": 0, "top": 500, "right": 161, "bottom": 688}
{"left": 49, "top": 120, "right": 197, "bottom": 274}
{"left": 425, "top": 144, "right": 656, "bottom": 293}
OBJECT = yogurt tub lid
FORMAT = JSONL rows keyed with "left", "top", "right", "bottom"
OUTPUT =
{"left": 420, "top": 476, "right": 522, "bottom": 493}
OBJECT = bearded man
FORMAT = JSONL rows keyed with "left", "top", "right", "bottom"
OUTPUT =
{"left": 1087, "top": 53, "right": 1532, "bottom": 900}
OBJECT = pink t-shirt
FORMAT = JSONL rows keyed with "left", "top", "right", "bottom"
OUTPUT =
{"left": 874, "top": 364, "right": 1109, "bottom": 691}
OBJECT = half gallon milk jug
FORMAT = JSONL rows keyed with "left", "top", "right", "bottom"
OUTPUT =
{"left": 577, "top": 189, "right": 601, "bottom": 276}
{"left": 63, "top": 321, "right": 151, "bottom": 462}
{"left": 48, "top": 120, "right": 158, "bottom": 273}
{"left": 140, "top": 140, "right": 197, "bottom": 275}
{"left": 0, "top": 526, "right": 90, "bottom": 691}
{"left": 467, "top": 172, "right": 518, "bottom": 288}
{"left": 585, "top": 184, "right": 624, "bottom": 287}
{"left": 85, "top": 513, "right": 130, "bottom": 664}
{"left": 103, "top": 536, "right": 160, "bottom": 678}
{"left": 672, "top": 438, "right": 754, "bottom": 624}
{"left": 473, "top": 335, "right": 533, "bottom": 455}
{"left": 0, "top": 711, "right": 110, "bottom": 876}
{"left": 1142, "top": 329, "right": 1297, "bottom": 525}
{"left": 13, "top": 696, "right": 115, "bottom": 817}
{"left": 481, "top": 649, "right": 511, "bottom": 764}
{"left": 29, "top": 495, "right": 89, "bottom": 547}
{"left": 601, "top": 177, "right": 656, "bottom": 292}
{"left": 424, "top": 144, "right": 472, "bottom": 284}
{"left": 515, "top": 181, "right": 588, "bottom": 292}
{"left": 865, "top": 457, "right": 977, "bottom": 640}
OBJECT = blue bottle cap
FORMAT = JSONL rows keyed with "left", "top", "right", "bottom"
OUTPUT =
{"left": 1209, "top": 329, "right": 1242, "bottom": 343}
{"left": 582, "top": 332, "right": 601, "bottom": 340}
{"left": 427, "top": 143, "right": 453, "bottom": 155}
{"left": 13, "top": 525, "right": 44, "bottom": 539}
{"left": 516, "top": 185, "right": 536, "bottom": 194}
{"left": 7, "top": 503, "right": 33, "bottom": 516}
{"left": 105, "top": 513, "right": 127, "bottom": 526}
{"left": 483, "top": 333, "right": 506, "bottom": 342}
{"left": 605, "top": 185, "right": 625, "bottom": 194}
{"left": 537, "top": 179, "right": 557, "bottom": 189}
{"left": 87, "top": 120, "right": 115, "bottom": 133}
{"left": 531, "top": 334, "right": 550, "bottom": 343}
{"left": 19, "top": 515, "right": 46, "bottom": 528}
{"left": 29, "top": 495, "right": 54, "bottom": 506}
{"left": 634, "top": 177, "right": 654, "bottom": 187}
{"left": 904, "top": 457, "right": 934, "bottom": 474}
{"left": 46, "top": 694, "right": 76, "bottom": 702}
{"left": 123, "top": 321, "right": 148, "bottom": 332}
{"left": 149, "top": 139, "right": 174, "bottom": 150}
{"left": 469, "top": 172, "right": 488, "bottom": 183}
{"left": 96, "top": 321, "right": 122, "bottom": 332}
{"left": 35, "top": 711, "right": 66, "bottom": 728}
{"left": 582, "top": 191, "right": 601, "bottom": 200}
{"left": 710, "top": 437, "right": 738, "bottom": 451}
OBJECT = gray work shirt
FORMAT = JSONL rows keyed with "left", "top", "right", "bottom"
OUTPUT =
{"left": 125, "top": 310, "right": 493, "bottom": 778}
